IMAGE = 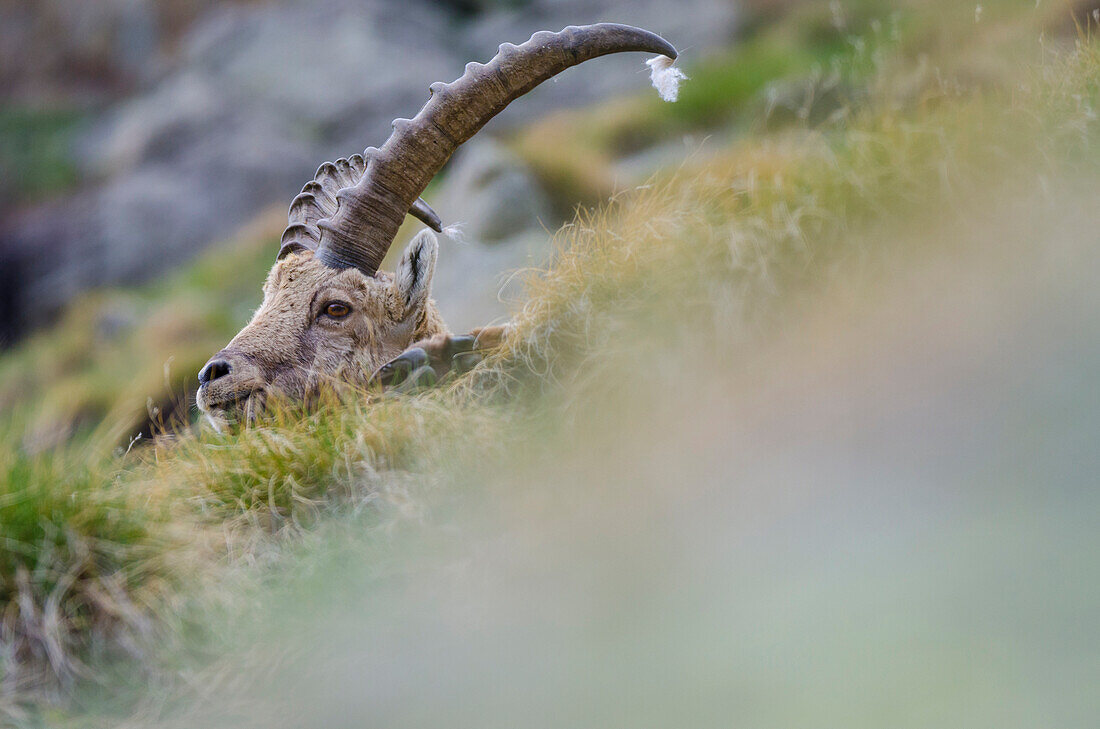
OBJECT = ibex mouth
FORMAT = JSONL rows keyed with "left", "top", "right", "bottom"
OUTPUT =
{"left": 197, "top": 388, "right": 265, "bottom": 424}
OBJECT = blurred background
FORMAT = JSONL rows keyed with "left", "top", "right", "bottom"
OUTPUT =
{"left": 0, "top": 0, "right": 740, "bottom": 343}
{"left": 1, "top": 0, "right": 745, "bottom": 450}
{"left": 1, "top": 0, "right": 1099, "bottom": 726}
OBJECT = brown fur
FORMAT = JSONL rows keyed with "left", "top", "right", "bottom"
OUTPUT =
{"left": 197, "top": 239, "right": 448, "bottom": 421}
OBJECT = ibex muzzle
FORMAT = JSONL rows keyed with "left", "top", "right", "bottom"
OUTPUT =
{"left": 197, "top": 24, "right": 680, "bottom": 425}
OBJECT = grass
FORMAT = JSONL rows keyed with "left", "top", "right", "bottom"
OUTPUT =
{"left": 0, "top": 444, "right": 179, "bottom": 705}
{"left": 0, "top": 208, "right": 282, "bottom": 453}
{"left": 508, "top": 0, "right": 916, "bottom": 208}
{"left": 2, "top": 0, "right": 1099, "bottom": 723}
{"left": 0, "top": 108, "right": 82, "bottom": 206}
{"left": 509, "top": 32, "right": 846, "bottom": 211}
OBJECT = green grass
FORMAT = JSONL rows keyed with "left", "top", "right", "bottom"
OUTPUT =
{"left": 0, "top": 444, "right": 179, "bottom": 700}
{"left": 509, "top": 28, "right": 855, "bottom": 209}
{"left": 2, "top": 0, "right": 1099, "bottom": 722}
{"left": 0, "top": 208, "right": 282, "bottom": 454}
{"left": 0, "top": 107, "right": 82, "bottom": 205}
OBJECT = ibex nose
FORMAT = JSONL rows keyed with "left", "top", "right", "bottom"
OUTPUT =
{"left": 198, "top": 358, "right": 232, "bottom": 386}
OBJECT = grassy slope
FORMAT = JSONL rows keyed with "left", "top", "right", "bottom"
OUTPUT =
{"left": 2, "top": 0, "right": 1099, "bottom": 722}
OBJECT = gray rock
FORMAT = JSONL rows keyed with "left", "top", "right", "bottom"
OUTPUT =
{"left": 3, "top": 0, "right": 457, "bottom": 341}
{"left": 2, "top": 113, "right": 314, "bottom": 340}
{"left": 77, "top": 0, "right": 457, "bottom": 177}
{"left": 612, "top": 133, "right": 725, "bottom": 182}
{"left": 427, "top": 140, "right": 555, "bottom": 331}
{"left": 0, "top": 0, "right": 225, "bottom": 104}
{"left": 432, "top": 228, "right": 547, "bottom": 334}
{"left": 433, "top": 140, "right": 554, "bottom": 244}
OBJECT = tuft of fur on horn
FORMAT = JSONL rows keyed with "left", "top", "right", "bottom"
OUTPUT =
{"left": 441, "top": 223, "right": 467, "bottom": 245}
{"left": 646, "top": 55, "right": 688, "bottom": 102}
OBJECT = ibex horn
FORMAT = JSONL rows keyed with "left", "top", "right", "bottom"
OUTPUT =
{"left": 409, "top": 197, "right": 443, "bottom": 233}
{"left": 314, "top": 23, "right": 678, "bottom": 275}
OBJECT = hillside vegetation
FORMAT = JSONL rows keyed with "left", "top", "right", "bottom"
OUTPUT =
{"left": 2, "top": 0, "right": 1099, "bottom": 724}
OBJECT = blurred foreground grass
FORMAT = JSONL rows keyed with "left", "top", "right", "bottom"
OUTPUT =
{"left": 2, "top": 0, "right": 1099, "bottom": 724}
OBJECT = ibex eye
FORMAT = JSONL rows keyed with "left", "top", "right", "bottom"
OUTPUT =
{"left": 325, "top": 302, "right": 350, "bottom": 318}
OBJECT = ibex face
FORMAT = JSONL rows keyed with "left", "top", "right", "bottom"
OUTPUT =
{"left": 197, "top": 233, "right": 443, "bottom": 421}
{"left": 196, "top": 24, "right": 680, "bottom": 423}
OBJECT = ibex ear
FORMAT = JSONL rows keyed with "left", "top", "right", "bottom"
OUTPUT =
{"left": 394, "top": 229, "right": 438, "bottom": 313}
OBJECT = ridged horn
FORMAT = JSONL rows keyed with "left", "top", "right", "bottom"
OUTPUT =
{"left": 314, "top": 23, "right": 678, "bottom": 274}
{"left": 278, "top": 156, "right": 442, "bottom": 259}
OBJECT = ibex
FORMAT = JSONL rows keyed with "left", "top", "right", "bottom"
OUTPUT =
{"left": 196, "top": 24, "right": 682, "bottom": 425}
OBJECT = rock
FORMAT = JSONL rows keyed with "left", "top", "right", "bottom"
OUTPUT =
{"left": 427, "top": 140, "right": 555, "bottom": 331}
{"left": 2, "top": 0, "right": 457, "bottom": 340}
{"left": 433, "top": 140, "right": 554, "bottom": 244}
{"left": 76, "top": 0, "right": 458, "bottom": 176}
{"left": 0, "top": 0, "right": 218, "bottom": 104}
{"left": 612, "top": 133, "right": 724, "bottom": 182}
{"left": 2, "top": 114, "right": 314, "bottom": 339}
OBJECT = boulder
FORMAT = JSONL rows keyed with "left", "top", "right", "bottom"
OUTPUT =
{"left": 427, "top": 140, "right": 555, "bottom": 332}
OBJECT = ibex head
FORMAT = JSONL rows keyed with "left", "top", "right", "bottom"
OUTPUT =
{"left": 197, "top": 24, "right": 679, "bottom": 423}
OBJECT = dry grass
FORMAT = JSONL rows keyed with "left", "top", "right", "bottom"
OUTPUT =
{"left": 2, "top": 1, "right": 1099, "bottom": 722}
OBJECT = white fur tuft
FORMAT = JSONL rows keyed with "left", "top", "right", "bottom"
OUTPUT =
{"left": 646, "top": 55, "right": 687, "bottom": 103}
{"left": 441, "top": 223, "right": 468, "bottom": 245}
